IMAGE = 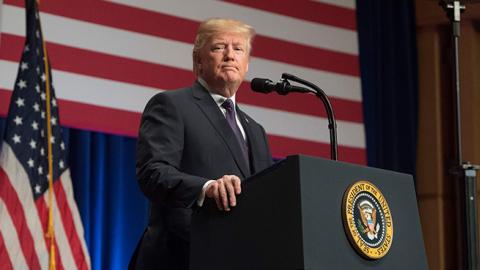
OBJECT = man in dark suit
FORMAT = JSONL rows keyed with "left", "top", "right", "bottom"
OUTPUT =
{"left": 129, "top": 18, "right": 273, "bottom": 270}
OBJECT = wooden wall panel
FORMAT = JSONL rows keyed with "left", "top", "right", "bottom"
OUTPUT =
{"left": 415, "top": 1, "right": 480, "bottom": 269}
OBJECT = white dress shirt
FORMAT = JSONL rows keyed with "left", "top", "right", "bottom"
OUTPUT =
{"left": 198, "top": 78, "right": 246, "bottom": 139}
{"left": 196, "top": 78, "right": 247, "bottom": 206}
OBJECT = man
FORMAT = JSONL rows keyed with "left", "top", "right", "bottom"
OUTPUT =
{"left": 129, "top": 18, "right": 273, "bottom": 270}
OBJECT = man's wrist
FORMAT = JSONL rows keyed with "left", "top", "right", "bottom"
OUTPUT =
{"left": 197, "top": 180, "right": 215, "bottom": 206}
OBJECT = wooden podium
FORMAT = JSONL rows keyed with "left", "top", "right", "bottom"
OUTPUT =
{"left": 190, "top": 155, "right": 428, "bottom": 270}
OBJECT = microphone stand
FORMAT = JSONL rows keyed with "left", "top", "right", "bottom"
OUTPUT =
{"left": 280, "top": 73, "right": 338, "bottom": 161}
{"left": 439, "top": 1, "right": 480, "bottom": 270}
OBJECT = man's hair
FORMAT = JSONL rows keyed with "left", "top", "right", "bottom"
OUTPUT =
{"left": 192, "top": 18, "right": 256, "bottom": 75}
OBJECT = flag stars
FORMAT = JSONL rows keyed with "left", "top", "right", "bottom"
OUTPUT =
{"left": 9, "top": 12, "right": 72, "bottom": 199}
{"left": 34, "top": 184, "right": 42, "bottom": 194}
{"left": 17, "top": 80, "right": 27, "bottom": 89}
{"left": 27, "top": 158, "right": 35, "bottom": 168}
{"left": 29, "top": 139, "right": 37, "bottom": 149}
{"left": 16, "top": 98, "right": 25, "bottom": 107}
{"left": 31, "top": 121, "right": 39, "bottom": 130}
{"left": 20, "top": 62, "right": 29, "bottom": 71}
{"left": 13, "top": 116, "right": 23, "bottom": 126}
{"left": 12, "top": 134, "right": 21, "bottom": 144}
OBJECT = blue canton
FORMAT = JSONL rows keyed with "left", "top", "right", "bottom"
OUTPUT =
{"left": 3, "top": 0, "right": 68, "bottom": 200}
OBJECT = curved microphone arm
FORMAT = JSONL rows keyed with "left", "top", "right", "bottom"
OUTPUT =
{"left": 282, "top": 73, "right": 338, "bottom": 161}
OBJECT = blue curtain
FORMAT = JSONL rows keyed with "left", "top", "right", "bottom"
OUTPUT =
{"left": 0, "top": 1, "right": 419, "bottom": 268}
{"left": 65, "top": 129, "right": 148, "bottom": 269}
{"left": 357, "top": 0, "right": 419, "bottom": 176}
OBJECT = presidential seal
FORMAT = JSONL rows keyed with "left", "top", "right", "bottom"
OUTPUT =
{"left": 342, "top": 180, "right": 393, "bottom": 260}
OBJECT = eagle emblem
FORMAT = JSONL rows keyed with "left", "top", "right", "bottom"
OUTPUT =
{"left": 342, "top": 180, "right": 393, "bottom": 259}
{"left": 357, "top": 200, "right": 380, "bottom": 240}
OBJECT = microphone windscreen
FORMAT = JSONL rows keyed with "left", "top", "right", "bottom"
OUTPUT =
{"left": 250, "top": 78, "right": 273, "bottom": 93}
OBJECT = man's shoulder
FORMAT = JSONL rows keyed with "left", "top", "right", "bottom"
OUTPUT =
{"left": 140, "top": 85, "right": 196, "bottom": 115}
{"left": 147, "top": 84, "right": 198, "bottom": 104}
{"left": 156, "top": 85, "right": 193, "bottom": 98}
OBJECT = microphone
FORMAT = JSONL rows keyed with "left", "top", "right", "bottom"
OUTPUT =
{"left": 250, "top": 78, "right": 308, "bottom": 95}
{"left": 250, "top": 73, "right": 338, "bottom": 160}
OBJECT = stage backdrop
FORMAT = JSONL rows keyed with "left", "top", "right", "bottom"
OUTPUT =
{"left": 0, "top": 0, "right": 366, "bottom": 164}
{"left": 0, "top": 0, "right": 418, "bottom": 269}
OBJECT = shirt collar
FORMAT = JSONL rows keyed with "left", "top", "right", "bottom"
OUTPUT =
{"left": 198, "top": 77, "right": 237, "bottom": 108}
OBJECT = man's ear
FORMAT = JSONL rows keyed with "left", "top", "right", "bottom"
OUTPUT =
{"left": 195, "top": 56, "right": 202, "bottom": 72}
{"left": 193, "top": 55, "right": 202, "bottom": 74}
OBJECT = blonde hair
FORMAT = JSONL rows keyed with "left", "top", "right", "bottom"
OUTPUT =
{"left": 192, "top": 18, "right": 256, "bottom": 75}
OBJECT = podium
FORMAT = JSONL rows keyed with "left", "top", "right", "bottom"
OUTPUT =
{"left": 190, "top": 155, "right": 428, "bottom": 270}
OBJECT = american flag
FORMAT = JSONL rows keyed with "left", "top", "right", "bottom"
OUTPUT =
{"left": 0, "top": 1, "right": 365, "bottom": 164}
{"left": 0, "top": 0, "right": 91, "bottom": 269}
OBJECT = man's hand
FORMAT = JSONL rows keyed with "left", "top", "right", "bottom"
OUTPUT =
{"left": 205, "top": 175, "right": 241, "bottom": 211}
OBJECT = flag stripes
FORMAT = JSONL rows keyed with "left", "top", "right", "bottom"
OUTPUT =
{"left": 0, "top": 5, "right": 361, "bottom": 101}
{"left": 5, "top": 0, "right": 360, "bottom": 76}
{"left": 53, "top": 176, "right": 90, "bottom": 270}
{"left": 35, "top": 196, "right": 61, "bottom": 269}
{"left": 59, "top": 171, "right": 91, "bottom": 270}
{"left": 223, "top": 0, "right": 357, "bottom": 30}
{"left": 0, "top": 144, "right": 47, "bottom": 269}
{"left": 313, "top": 0, "right": 355, "bottom": 9}
{"left": 106, "top": 0, "right": 359, "bottom": 54}
{"left": 267, "top": 134, "right": 366, "bottom": 164}
{"left": 0, "top": 230, "right": 15, "bottom": 270}
{"left": 0, "top": 37, "right": 363, "bottom": 122}
{"left": 0, "top": 0, "right": 365, "bottom": 164}
{"left": 46, "top": 183, "right": 75, "bottom": 270}
{"left": 1, "top": 142, "right": 91, "bottom": 269}
{"left": 0, "top": 199, "right": 28, "bottom": 270}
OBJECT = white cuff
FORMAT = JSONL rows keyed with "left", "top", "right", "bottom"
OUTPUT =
{"left": 197, "top": 180, "right": 215, "bottom": 207}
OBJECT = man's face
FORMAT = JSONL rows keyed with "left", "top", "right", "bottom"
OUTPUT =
{"left": 197, "top": 32, "right": 250, "bottom": 95}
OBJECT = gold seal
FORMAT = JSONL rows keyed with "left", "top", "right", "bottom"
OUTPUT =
{"left": 342, "top": 180, "right": 393, "bottom": 260}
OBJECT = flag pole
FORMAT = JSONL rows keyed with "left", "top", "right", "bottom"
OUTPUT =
{"left": 43, "top": 41, "right": 56, "bottom": 270}
{"left": 43, "top": 32, "right": 56, "bottom": 270}
{"left": 36, "top": 0, "right": 56, "bottom": 268}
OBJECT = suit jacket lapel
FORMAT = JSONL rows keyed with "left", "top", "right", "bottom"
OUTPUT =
{"left": 237, "top": 107, "right": 262, "bottom": 175}
{"left": 191, "top": 82, "right": 250, "bottom": 178}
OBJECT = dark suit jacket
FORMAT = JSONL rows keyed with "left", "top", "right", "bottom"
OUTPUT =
{"left": 130, "top": 82, "right": 273, "bottom": 270}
